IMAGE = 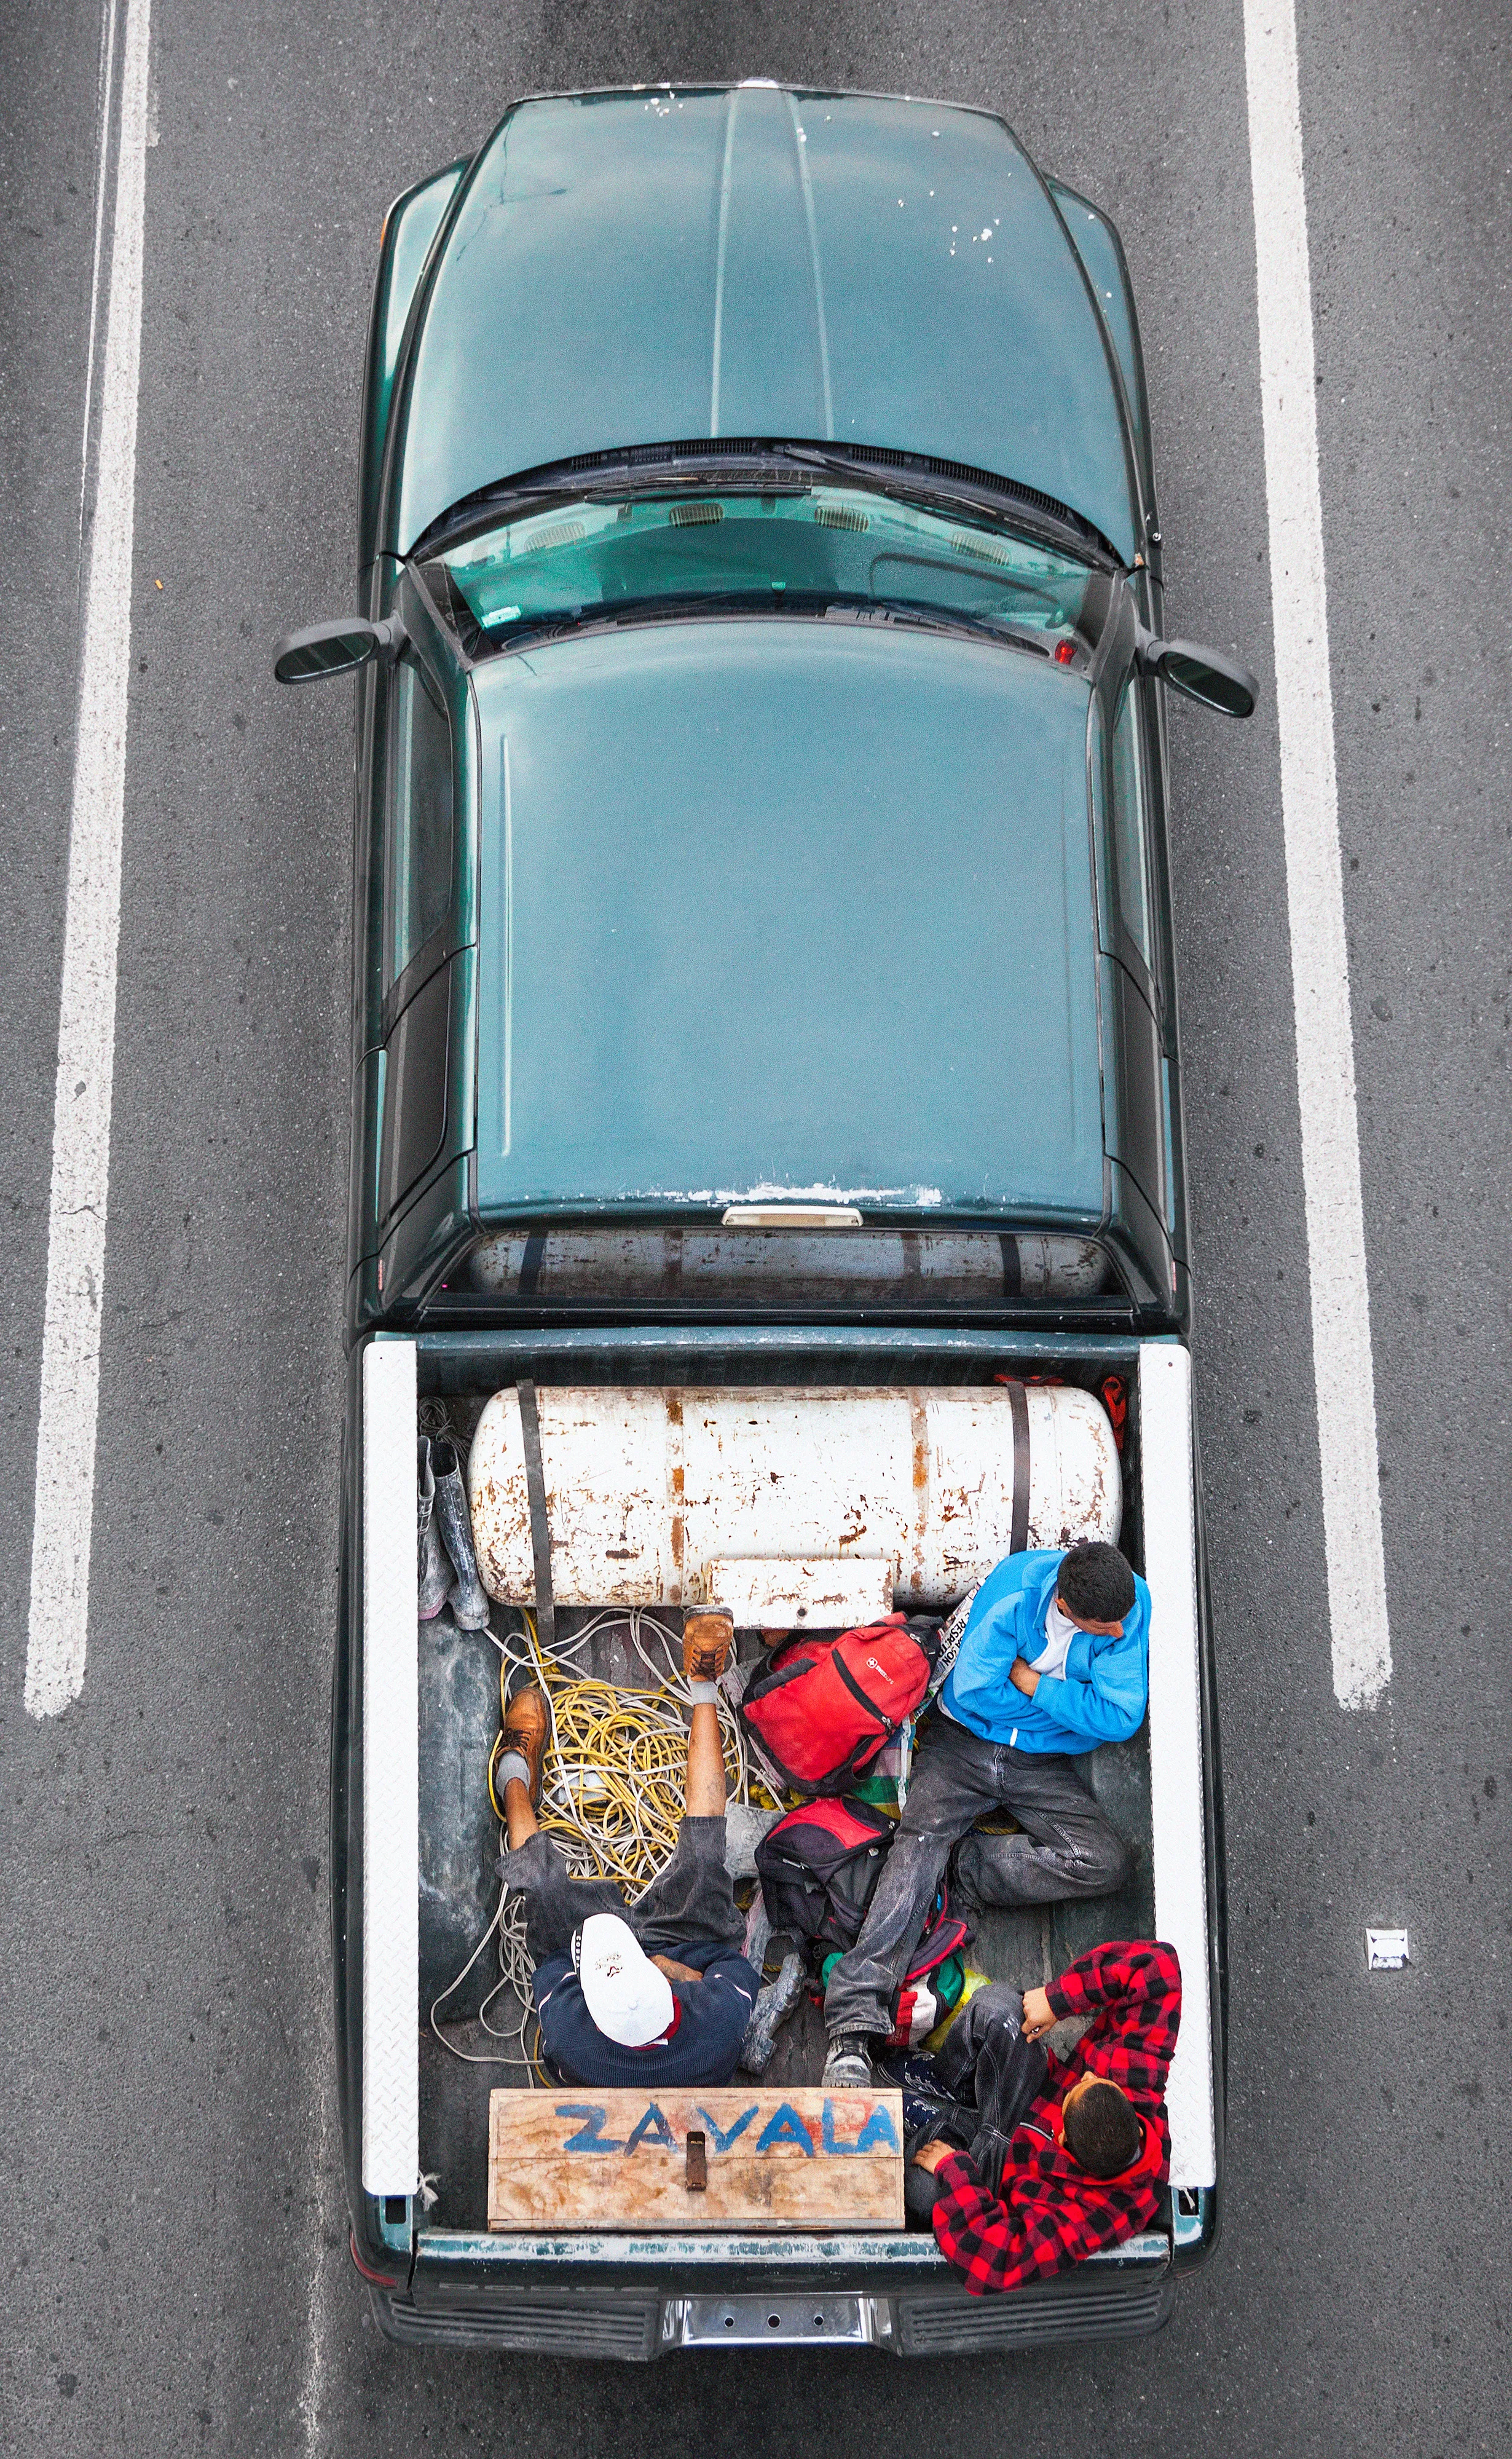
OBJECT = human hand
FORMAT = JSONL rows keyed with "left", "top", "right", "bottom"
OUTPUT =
{"left": 910, "top": 2139, "right": 957, "bottom": 2174}
{"left": 1009, "top": 1656, "right": 1040, "bottom": 1699}
{"left": 650, "top": 1955, "right": 702, "bottom": 1986}
{"left": 1021, "top": 1985, "right": 1055, "bottom": 2040}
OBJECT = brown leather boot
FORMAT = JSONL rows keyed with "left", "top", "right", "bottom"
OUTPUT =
{"left": 500, "top": 1682, "right": 549, "bottom": 1804}
{"left": 682, "top": 1610, "right": 733, "bottom": 1686}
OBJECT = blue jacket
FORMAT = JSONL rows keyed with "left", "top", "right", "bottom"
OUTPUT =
{"left": 940, "top": 1549, "right": 1150, "bottom": 1754}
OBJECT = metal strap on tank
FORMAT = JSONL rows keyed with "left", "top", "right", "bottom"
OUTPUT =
{"left": 1005, "top": 1378, "right": 1031, "bottom": 1554}
{"left": 515, "top": 1379, "right": 556, "bottom": 1651}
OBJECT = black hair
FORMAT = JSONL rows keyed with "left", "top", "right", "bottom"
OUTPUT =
{"left": 1057, "top": 1539, "right": 1136, "bottom": 1625}
{"left": 1062, "top": 2080, "right": 1143, "bottom": 2179}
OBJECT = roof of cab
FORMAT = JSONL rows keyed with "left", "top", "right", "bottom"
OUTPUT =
{"left": 392, "top": 85, "right": 1137, "bottom": 564}
{"left": 470, "top": 616, "right": 1104, "bottom": 1222}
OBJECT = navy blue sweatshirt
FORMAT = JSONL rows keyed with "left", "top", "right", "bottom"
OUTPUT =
{"left": 534, "top": 1936, "right": 759, "bottom": 2088}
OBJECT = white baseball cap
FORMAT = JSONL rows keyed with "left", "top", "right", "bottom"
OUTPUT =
{"left": 575, "top": 1914, "right": 675, "bottom": 2048}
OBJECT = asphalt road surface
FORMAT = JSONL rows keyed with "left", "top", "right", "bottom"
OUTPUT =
{"left": 2, "top": 3, "right": 1508, "bottom": 2452}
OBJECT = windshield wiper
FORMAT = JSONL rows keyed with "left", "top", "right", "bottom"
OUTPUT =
{"left": 469, "top": 590, "right": 1074, "bottom": 665}
{"left": 818, "top": 595, "right": 1066, "bottom": 658}
{"left": 469, "top": 591, "right": 793, "bottom": 655}
{"left": 417, "top": 458, "right": 814, "bottom": 563}
{"left": 411, "top": 440, "right": 1119, "bottom": 572}
{"left": 746, "top": 443, "right": 1115, "bottom": 571}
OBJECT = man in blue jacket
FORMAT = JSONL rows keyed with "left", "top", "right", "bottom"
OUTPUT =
{"left": 824, "top": 1541, "right": 1148, "bottom": 2087}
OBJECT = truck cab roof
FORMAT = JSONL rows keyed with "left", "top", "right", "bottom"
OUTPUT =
{"left": 470, "top": 613, "right": 1104, "bottom": 1226}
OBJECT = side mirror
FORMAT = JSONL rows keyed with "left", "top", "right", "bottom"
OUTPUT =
{"left": 1137, "top": 633, "right": 1258, "bottom": 720}
{"left": 272, "top": 614, "right": 403, "bottom": 685}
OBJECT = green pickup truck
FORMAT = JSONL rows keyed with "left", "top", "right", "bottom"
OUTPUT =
{"left": 278, "top": 82, "right": 1251, "bottom": 2356}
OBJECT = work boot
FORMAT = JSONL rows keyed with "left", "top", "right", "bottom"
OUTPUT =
{"left": 431, "top": 1439, "right": 491, "bottom": 1629}
{"left": 822, "top": 2033, "right": 878, "bottom": 2090}
{"left": 417, "top": 1440, "right": 451, "bottom": 1620}
{"left": 498, "top": 1683, "right": 549, "bottom": 1807}
{"left": 682, "top": 1609, "right": 733, "bottom": 1687}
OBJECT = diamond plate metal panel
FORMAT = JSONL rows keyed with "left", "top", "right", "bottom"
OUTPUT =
{"left": 1138, "top": 1341, "right": 1216, "bottom": 2189}
{"left": 363, "top": 1338, "right": 420, "bottom": 2195}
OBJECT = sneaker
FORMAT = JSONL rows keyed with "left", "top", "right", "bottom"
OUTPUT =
{"left": 900, "top": 2088, "right": 956, "bottom": 2144}
{"left": 682, "top": 1609, "right": 733, "bottom": 1686}
{"left": 877, "top": 2046, "right": 948, "bottom": 2099}
{"left": 822, "top": 2034, "right": 877, "bottom": 2090}
{"left": 500, "top": 1682, "right": 548, "bottom": 1806}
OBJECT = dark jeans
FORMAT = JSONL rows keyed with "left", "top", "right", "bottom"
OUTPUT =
{"left": 824, "top": 1710, "right": 1132, "bottom": 2042}
{"left": 503, "top": 1814, "right": 742, "bottom": 1965}
{"left": 904, "top": 1986, "right": 1050, "bottom": 2219}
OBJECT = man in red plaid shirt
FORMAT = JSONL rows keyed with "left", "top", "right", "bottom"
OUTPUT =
{"left": 907, "top": 1938, "right": 1181, "bottom": 2295}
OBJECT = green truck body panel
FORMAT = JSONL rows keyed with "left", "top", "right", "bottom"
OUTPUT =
{"left": 1046, "top": 178, "right": 1153, "bottom": 499}
{"left": 360, "top": 159, "right": 468, "bottom": 575}
{"left": 385, "top": 87, "right": 1140, "bottom": 562}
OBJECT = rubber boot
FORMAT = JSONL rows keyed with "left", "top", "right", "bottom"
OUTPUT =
{"left": 741, "top": 1951, "right": 806, "bottom": 2077}
{"left": 431, "top": 1439, "right": 491, "bottom": 1630}
{"left": 417, "top": 1439, "right": 451, "bottom": 1620}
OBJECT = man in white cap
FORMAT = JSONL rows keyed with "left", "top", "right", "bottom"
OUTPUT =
{"left": 495, "top": 1613, "right": 759, "bottom": 2086}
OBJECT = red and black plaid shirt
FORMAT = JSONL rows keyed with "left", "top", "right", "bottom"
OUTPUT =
{"left": 931, "top": 1938, "right": 1182, "bottom": 2296}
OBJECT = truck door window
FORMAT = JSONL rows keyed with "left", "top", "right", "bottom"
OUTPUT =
{"left": 385, "top": 656, "right": 454, "bottom": 995}
{"left": 1109, "top": 681, "right": 1155, "bottom": 981}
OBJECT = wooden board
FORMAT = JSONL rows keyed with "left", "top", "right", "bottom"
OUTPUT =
{"left": 487, "top": 2088, "right": 905, "bottom": 2233}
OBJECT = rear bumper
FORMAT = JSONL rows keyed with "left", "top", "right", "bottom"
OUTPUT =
{"left": 371, "top": 2235, "right": 1176, "bottom": 2356}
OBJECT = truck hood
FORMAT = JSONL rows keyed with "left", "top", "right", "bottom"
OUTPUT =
{"left": 393, "top": 85, "right": 1137, "bottom": 564}
{"left": 470, "top": 615, "right": 1104, "bottom": 1222}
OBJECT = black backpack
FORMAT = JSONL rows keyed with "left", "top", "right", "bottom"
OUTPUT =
{"left": 754, "top": 1797, "right": 971, "bottom": 2045}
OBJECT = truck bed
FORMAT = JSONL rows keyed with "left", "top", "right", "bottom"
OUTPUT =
{"left": 417, "top": 1609, "right": 1156, "bottom": 2234}
{"left": 342, "top": 1322, "right": 1221, "bottom": 2353}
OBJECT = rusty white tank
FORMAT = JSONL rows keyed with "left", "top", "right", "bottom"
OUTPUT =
{"left": 467, "top": 1384, "right": 1121, "bottom": 1613}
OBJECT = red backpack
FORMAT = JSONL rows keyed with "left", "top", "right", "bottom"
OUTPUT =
{"left": 738, "top": 1614, "right": 940, "bottom": 1795}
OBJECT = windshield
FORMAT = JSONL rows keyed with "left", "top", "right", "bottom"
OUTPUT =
{"left": 421, "top": 483, "right": 1101, "bottom": 662}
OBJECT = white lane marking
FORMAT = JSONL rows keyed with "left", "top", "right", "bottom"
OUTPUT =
{"left": 77, "top": 0, "right": 120, "bottom": 560}
{"left": 1244, "top": 0, "right": 1392, "bottom": 1709}
{"left": 25, "top": 0, "right": 152, "bottom": 1721}
{"left": 297, "top": 2063, "right": 335, "bottom": 2457}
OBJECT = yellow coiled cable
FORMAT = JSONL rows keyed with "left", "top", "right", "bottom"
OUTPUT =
{"left": 489, "top": 1607, "right": 765, "bottom": 1897}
